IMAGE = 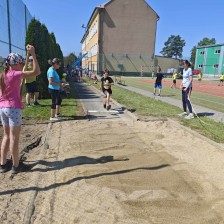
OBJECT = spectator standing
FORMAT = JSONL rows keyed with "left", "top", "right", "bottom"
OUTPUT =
{"left": 170, "top": 71, "right": 177, "bottom": 88}
{"left": 47, "top": 58, "right": 65, "bottom": 121}
{"left": 153, "top": 66, "right": 163, "bottom": 97}
{"left": 218, "top": 73, "right": 224, "bottom": 86}
{"left": 198, "top": 72, "right": 202, "bottom": 82}
{"left": 179, "top": 60, "right": 194, "bottom": 119}
{"left": 0, "top": 45, "right": 40, "bottom": 174}
{"left": 24, "top": 56, "right": 40, "bottom": 107}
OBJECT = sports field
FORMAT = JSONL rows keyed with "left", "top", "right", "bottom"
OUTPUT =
{"left": 122, "top": 77, "right": 224, "bottom": 113}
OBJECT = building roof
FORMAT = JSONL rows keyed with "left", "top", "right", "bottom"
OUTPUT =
{"left": 197, "top": 43, "right": 224, "bottom": 49}
{"left": 81, "top": 0, "right": 159, "bottom": 44}
{"left": 100, "top": 0, "right": 159, "bottom": 18}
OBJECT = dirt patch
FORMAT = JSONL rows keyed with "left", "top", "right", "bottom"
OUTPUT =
{"left": 1, "top": 117, "right": 224, "bottom": 223}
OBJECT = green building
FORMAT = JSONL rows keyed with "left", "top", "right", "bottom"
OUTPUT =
{"left": 195, "top": 43, "right": 224, "bottom": 76}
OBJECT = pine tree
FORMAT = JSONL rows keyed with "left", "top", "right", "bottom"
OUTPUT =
{"left": 25, "top": 19, "right": 64, "bottom": 98}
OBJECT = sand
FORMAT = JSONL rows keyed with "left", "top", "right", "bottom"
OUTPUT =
{"left": 0, "top": 115, "right": 224, "bottom": 223}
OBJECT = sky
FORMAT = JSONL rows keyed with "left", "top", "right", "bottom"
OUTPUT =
{"left": 22, "top": 0, "right": 224, "bottom": 58}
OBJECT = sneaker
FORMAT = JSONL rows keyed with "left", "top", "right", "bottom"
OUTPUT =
{"left": 26, "top": 104, "right": 31, "bottom": 107}
{"left": 0, "top": 160, "right": 12, "bottom": 173}
{"left": 11, "top": 162, "right": 31, "bottom": 174}
{"left": 158, "top": 94, "right": 161, "bottom": 97}
{"left": 33, "top": 101, "right": 40, "bottom": 106}
{"left": 153, "top": 93, "right": 156, "bottom": 96}
{"left": 50, "top": 117, "right": 59, "bottom": 121}
{"left": 178, "top": 112, "right": 188, "bottom": 116}
{"left": 185, "top": 113, "right": 194, "bottom": 119}
{"left": 103, "top": 104, "right": 106, "bottom": 109}
{"left": 55, "top": 113, "right": 64, "bottom": 117}
{"left": 106, "top": 105, "right": 111, "bottom": 111}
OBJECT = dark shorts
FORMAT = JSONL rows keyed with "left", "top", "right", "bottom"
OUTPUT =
{"left": 26, "top": 81, "right": 38, "bottom": 93}
{"left": 154, "top": 83, "right": 162, "bottom": 89}
{"left": 48, "top": 88, "right": 62, "bottom": 109}
{"left": 103, "top": 89, "right": 112, "bottom": 95}
{"left": 173, "top": 80, "right": 176, "bottom": 84}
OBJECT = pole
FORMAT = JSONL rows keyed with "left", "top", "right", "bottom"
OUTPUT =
{"left": 6, "top": 0, "right": 11, "bottom": 53}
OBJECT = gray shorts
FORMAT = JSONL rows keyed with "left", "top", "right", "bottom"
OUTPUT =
{"left": 0, "top": 108, "right": 22, "bottom": 126}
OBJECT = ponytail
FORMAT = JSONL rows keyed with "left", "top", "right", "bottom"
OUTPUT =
{"left": 0, "top": 61, "right": 9, "bottom": 97}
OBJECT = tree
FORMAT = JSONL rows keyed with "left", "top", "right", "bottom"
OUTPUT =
{"left": 64, "top": 53, "right": 78, "bottom": 67}
{"left": 160, "top": 35, "right": 185, "bottom": 59}
{"left": 190, "top": 38, "right": 216, "bottom": 67}
{"left": 26, "top": 19, "right": 64, "bottom": 98}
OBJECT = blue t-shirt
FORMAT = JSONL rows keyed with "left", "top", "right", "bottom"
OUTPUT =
{"left": 182, "top": 68, "right": 192, "bottom": 88}
{"left": 47, "top": 67, "right": 60, "bottom": 90}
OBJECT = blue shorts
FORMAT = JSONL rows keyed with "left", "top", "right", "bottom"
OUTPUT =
{"left": 154, "top": 83, "right": 162, "bottom": 89}
{"left": 0, "top": 108, "right": 22, "bottom": 127}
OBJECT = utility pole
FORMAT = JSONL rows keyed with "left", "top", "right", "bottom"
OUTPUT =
{"left": 82, "top": 24, "right": 88, "bottom": 71}
{"left": 6, "top": 0, "right": 11, "bottom": 53}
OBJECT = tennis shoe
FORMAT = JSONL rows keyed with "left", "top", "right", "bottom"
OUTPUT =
{"left": 55, "top": 113, "right": 64, "bottom": 117}
{"left": 178, "top": 112, "right": 188, "bottom": 116}
{"left": 185, "top": 113, "right": 194, "bottom": 119}
{"left": 0, "top": 160, "right": 12, "bottom": 173}
{"left": 50, "top": 117, "right": 59, "bottom": 121}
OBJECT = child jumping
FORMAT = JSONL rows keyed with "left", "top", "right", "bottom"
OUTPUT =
{"left": 101, "top": 69, "right": 114, "bottom": 110}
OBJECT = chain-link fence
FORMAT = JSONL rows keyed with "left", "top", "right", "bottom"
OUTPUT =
{"left": 0, "top": 0, "right": 32, "bottom": 61}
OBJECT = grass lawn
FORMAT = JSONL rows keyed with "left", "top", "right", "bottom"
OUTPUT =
{"left": 86, "top": 78, "right": 224, "bottom": 143}
{"left": 22, "top": 86, "right": 79, "bottom": 121}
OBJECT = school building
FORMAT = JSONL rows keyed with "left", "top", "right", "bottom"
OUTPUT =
{"left": 81, "top": 0, "right": 179, "bottom": 76}
{"left": 195, "top": 43, "right": 224, "bottom": 76}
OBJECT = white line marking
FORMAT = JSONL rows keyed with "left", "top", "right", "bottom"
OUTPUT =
{"left": 88, "top": 110, "right": 119, "bottom": 113}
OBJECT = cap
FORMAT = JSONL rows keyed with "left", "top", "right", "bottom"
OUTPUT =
{"left": 6, "top": 53, "right": 25, "bottom": 66}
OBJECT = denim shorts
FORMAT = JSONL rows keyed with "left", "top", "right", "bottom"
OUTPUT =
{"left": 154, "top": 83, "right": 162, "bottom": 89}
{"left": 0, "top": 108, "right": 22, "bottom": 126}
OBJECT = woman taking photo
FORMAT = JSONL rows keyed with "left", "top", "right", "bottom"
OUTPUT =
{"left": 179, "top": 60, "right": 194, "bottom": 119}
{"left": 47, "top": 58, "right": 64, "bottom": 121}
{"left": 0, "top": 45, "right": 40, "bottom": 174}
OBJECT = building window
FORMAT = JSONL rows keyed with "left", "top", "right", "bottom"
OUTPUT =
{"left": 198, "top": 64, "right": 203, "bottom": 68}
{"left": 215, "top": 50, "right": 221, "bottom": 54}
{"left": 200, "top": 51, "right": 205, "bottom": 55}
{"left": 213, "top": 64, "right": 219, "bottom": 68}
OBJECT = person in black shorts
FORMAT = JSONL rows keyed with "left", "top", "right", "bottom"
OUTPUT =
{"left": 24, "top": 56, "right": 40, "bottom": 106}
{"left": 101, "top": 69, "right": 114, "bottom": 110}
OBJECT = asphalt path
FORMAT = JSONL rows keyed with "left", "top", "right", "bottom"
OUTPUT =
{"left": 73, "top": 82, "right": 132, "bottom": 121}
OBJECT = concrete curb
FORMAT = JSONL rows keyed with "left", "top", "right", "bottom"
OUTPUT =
{"left": 23, "top": 122, "right": 52, "bottom": 224}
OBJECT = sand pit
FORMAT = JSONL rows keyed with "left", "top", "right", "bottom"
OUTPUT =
{"left": 1, "top": 117, "right": 224, "bottom": 223}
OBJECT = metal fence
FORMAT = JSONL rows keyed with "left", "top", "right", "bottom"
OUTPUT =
{"left": 0, "top": 0, "right": 32, "bottom": 60}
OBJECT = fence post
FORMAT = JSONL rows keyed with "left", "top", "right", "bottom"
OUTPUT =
{"left": 6, "top": 0, "right": 11, "bottom": 53}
